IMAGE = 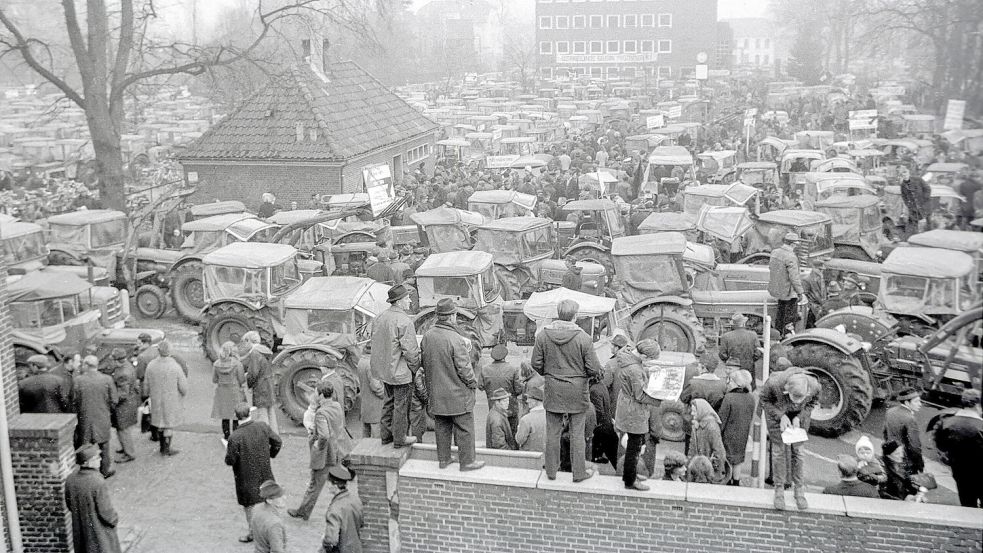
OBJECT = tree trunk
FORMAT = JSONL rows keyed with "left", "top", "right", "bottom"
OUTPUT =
{"left": 84, "top": 100, "right": 127, "bottom": 211}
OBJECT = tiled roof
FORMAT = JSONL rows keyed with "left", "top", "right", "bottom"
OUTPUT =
{"left": 178, "top": 61, "right": 438, "bottom": 162}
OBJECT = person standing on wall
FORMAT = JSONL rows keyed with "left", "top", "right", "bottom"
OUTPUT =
{"left": 768, "top": 232, "right": 807, "bottom": 337}
{"left": 370, "top": 284, "right": 421, "bottom": 448}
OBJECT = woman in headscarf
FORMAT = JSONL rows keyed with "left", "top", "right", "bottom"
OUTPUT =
{"left": 855, "top": 435, "right": 886, "bottom": 487}
{"left": 688, "top": 398, "right": 728, "bottom": 483}
{"left": 719, "top": 370, "right": 756, "bottom": 486}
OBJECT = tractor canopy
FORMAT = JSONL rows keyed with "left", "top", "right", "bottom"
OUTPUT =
{"left": 697, "top": 206, "right": 754, "bottom": 244}
{"left": 189, "top": 200, "right": 246, "bottom": 218}
{"left": 638, "top": 212, "right": 696, "bottom": 234}
{"left": 46, "top": 209, "right": 127, "bottom": 250}
{"left": 880, "top": 247, "right": 977, "bottom": 316}
{"left": 202, "top": 242, "right": 301, "bottom": 302}
{"left": 811, "top": 158, "right": 859, "bottom": 173}
{"left": 474, "top": 217, "right": 556, "bottom": 265}
{"left": 411, "top": 206, "right": 486, "bottom": 253}
{"left": 415, "top": 250, "right": 498, "bottom": 310}
{"left": 683, "top": 183, "right": 758, "bottom": 216}
{"left": 8, "top": 271, "right": 103, "bottom": 347}
{"left": 909, "top": 229, "right": 983, "bottom": 277}
{"left": 815, "top": 195, "right": 883, "bottom": 255}
{"left": 0, "top": 220, "right": 48, "bottom": 268}
{"left": 648, "top": 146, "right": 694, "bottom": 167}
{"left": 181, "top": 213, "right": 276, "bottom": 252}
{"left": 751, "top": 210, "right": 834, "bottom": 257}
{"left": 467, "top": 190, "right": 537, "bottom": 220}
{"left": 523, "top": 288, "right": 616, "bottom": 321}
{"left": 611, "top": 233, "right": 688, "bottom": 302}
{"left": 282, "top": 276, "right": 389, "bottom": 344}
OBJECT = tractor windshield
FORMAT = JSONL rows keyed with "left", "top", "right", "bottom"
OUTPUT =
{"left": 1, "top": 231, "right": 46, "bottom": 264}
{"left": 799, "top": 222, "right": 833, "bottom": 254}
{"left": 616, "top": 255, "right": 685, "bottom": 293}
{"left": 10, "top": 295, "right": 82, "bottom": 328}
{"left": 475, "top": 230, "right": 523, "bottom": 263}
{"left": 881, "top": 274, "right": 962, "bottom": 314}
{"left": 90, "top": 219, "right": 126, "bottom": 247}
{"left": 306, "top": 309, "right": 352, "bottom": 334}
{"left": 481, "top": 265, "right": 500, "bottom": 303}
{"left": 205, "top": 266, "right": 268, "bottom": 299}
{"left": 861, "top": 205, "right": 881, "bottom": 231}
{"left": 47, "top": 223, "right": 87, "bottom": 248}
{"left": 522, "top": 226, "right": 556, "bottom": 259}
{"left": 270, "top": 260, "right": 301, "bottom": 295}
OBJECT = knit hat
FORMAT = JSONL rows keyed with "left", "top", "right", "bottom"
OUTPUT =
{"left": 490, "top": 344, "right": 508, "bottom": 361}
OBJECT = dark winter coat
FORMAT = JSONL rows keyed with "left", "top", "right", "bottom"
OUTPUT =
{"left": 421, "top": 321, "right": 477, "bottom": 416}
{"left": 19, "top": 372, "right": 69, "bottom": 413}
{"left": 934, "top": 409, "right": 983, "bottom": 474}
{"left": 65, "top": 466, "right": 121, "bottom": 553}
{"left": 72, "top": 370, "right": 118, "bottom": 445}
{"left": 680, "top": 373, "right": 728, "bottom": 412}
{"left": 880, "top": 454, "right": 917, "bottom": 500}
{"left": 884, "top": 404, "right": 924, "bottom": 474}
{"left": 111, "top": 362, "right": 140, "bottom": 430}
{"left": 689, "top": 416, "right": 727, "bottom": 482}
{"left": 242, "top": 347, "right": 275, "bottom": 409}
{"left": 477, "top": 360, "right": 523, "bottom": 420}
{"left": 530, "top": 320, "right": 602, "bottom": 414}
{"left": 485, "top": 406, "right": 518, "bottom": 450}
{"left": 823, "top": 479, "right": 880, "bottom": 498}
{"left": 718, "top": 328, "right": 760, "bottom": 373}
{"left": 224, "top": 420, "right": 282, "bottom": 507}
{"left": 719, "top": 389, "right": 756, "bottom": 465}
{"left": 370, "top": 305, "right": 421, "bottom": 386}
{"left": 321, "top": 489, "right": 364, "bottom": 553}
{"left": 759, "top": 367, "right": 821, "bottom": 440}
{"left": 211, "top": 357, "right": 246, "bottom": 420}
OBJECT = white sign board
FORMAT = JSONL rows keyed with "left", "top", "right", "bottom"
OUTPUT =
{"left": 848, "top": 109, "right": 878, "bottom": 130}
{"left": 555, "top": 53, "right": 656, "bottom": 64}
{"left": 667, "top": 105, "right": 682, "bottom": 119}
{"left": 944, "top": 99, "right": 965, "bottom": 131}
{"left": 694, "top": 64, "right": 709, "bottom": 80}
{"left": 744, "top": 108, "right": 757, "bottom": 128}
{"left": 485, "top": 155, "right": 520, "bottom": 169}
{"left": 646, "top": 114, "right": 665, "bottom": 129}
{"left": 362, "top": 163, "right": 395, "bottom": 217}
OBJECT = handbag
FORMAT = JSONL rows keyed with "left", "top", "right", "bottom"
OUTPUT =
{"left": 139, "top": 400, "right": 151, "bottom": 433}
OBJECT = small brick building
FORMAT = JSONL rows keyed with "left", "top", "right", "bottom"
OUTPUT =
{"left": 178, "top": 61, "right": 439, "bottom": 208}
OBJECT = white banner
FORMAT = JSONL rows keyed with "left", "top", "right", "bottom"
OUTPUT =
{"left": 944, "top": 99, "right": 965, "bottom": 131}
{"left": 362, "top": 163, "right": 395, "bottom": 217}
{"left": 485, "top": 155, "right": 520, "bottom": 169}
{"left": 848, "top": 109, "right": 878, "bottom": 130}
{"left": 694, "top": 64, "right": 709, "bottom": 80}
{"left": 646, "top": 114, "right": 665, "bottom": 129}
{"left": 667, "top": 105, "right": 682, "bottom": 119}
{"left": 555, "top": 53, "right": 656, "bottom": 64}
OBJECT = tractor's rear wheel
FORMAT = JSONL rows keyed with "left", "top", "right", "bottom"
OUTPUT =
{"left": 494, "top": 266, "right": 521, "bottom": 301}
{"left": 658, "top": 400, "right": 689, "bottom": 442}
{"left": 736, "top": 252, "right": 771, "bottom": 265}
{"left": 630, "top": 304, "right": 706, "bottom": 354}
{"left": 566, "top": 248, "right": 615, "bottom": 281}
{"left": 171, "top": 261, "right": 205, "bottom": 323}
{"left": 202, "top": 303, "right": 275, "bottom": 361}
{"left": 135, "top": 284, "right": 168, "bottom": 319}
{"left": 786, "top": 343, "right": 873, "bottom": 438}
{"left": 274, "top": 349, "right": 359, "bottom": 425}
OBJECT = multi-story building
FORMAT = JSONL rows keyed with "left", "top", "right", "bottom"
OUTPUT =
{"left": 725, "top": 17, "right": 787, "bottom": 69}
{"left": 535, "top": 0, "right": 719, "bottom": 81}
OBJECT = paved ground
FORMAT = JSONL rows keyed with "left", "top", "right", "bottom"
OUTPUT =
{"left": 111, "top": 313, "right": 959, "bottom": 551}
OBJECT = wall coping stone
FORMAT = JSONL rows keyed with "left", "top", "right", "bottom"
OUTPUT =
{"left": 843, "top": 495, "right": 983, "bottom": 529}
{"left": 400, "top": 458, "right": 542, "bottom": 489}
{"left": 348, "top": 438, "right": 411, "bottom": 470}
{"left": 8, "top": 414, "right": 76, "bottom": 439}
{"left": 537, "top": 470, "right": 688, "bottom": 501}
{"left": 410, "top": 443, "right": 544, "bottom": 470}
{"left": 687, "top": 482, "right": 848, "bottom": 516}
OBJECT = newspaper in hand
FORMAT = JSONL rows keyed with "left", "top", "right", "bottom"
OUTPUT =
{"left": 644, "top": 363, "right": 686, "bottom": 402}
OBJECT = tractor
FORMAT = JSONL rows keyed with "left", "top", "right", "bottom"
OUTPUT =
{"left": 636, "top": 212, "right": 699, "bottom": 242}
{"left": 557, "top": 198, "right": 626, "bottom": 277}
{"left": 44, "top": 209, "right": 127, "bottom": 282}
{"left": 1, "top": 218, "right": 112, "bottom": 284}
{"left": 907, "top": 229, "right": 983, "bottom": 282}
{"left": 467, "top": 190, "right": 537, "bottom": 220}
{"left": 412, "top": 250, "right": 503, "bottom": 348}
{"left": 880, "top": 185, "right": 964, "bottom": 239}
{"left": 681, "top": 183, "right": 760, "bottom": 217}
{"left": 409, "top": 205, "right": 486, "bottom": 254}
{"left": 814, "top": 195, "right": 885, "bottom": 262}
{"left": 473, "top": 216, "right": 606, "bottom": 299}
{"left": 272, "top": 276, "right": 391, "bottom": 424}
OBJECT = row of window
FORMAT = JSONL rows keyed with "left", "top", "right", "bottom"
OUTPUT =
{"left": 407, "top": 143, "right": 431, "bottom": 165}
{"left": 737, "top": 38, "right": 772, "bottom": 50}
{"left": 538, "top": 0, "right": 667, "bottom": 3}
{"left": 738, "top": 53, "right": 772, "bottom": 65}
{"left": 540, "top": 66, "right": 676, "bottom": 78}
{"left": 539, "top": 13, "right": 671, "bottom": 29}
{"left": 540, "top": 39, "right": 671, "bottom": 55}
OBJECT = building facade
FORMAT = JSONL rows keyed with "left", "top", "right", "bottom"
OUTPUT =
{"left": 535, "top": 0, "right": 718, "bottom": 81}
{"left": 725, "top": 18, "right": 787, "bottom": 70}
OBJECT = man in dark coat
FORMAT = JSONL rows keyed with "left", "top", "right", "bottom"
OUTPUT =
{"left": 823, "top": 455, "right": 880, "bottom": 498}
{"left": 476, "top": 344, "right": 523, "bottom": 432}
{"left": 421, "top": 298, "right": 484, "bottom": 471}
{"left": 241, "top": 331, "right": 278, "bottom": 434}
{"left": 65, "top": 444, "right": 121, "bottom": 553}
{"left": 321, "top": 466, "right": 364, "bottom": 553}
{"left": 289, "top": 383, "right": 349, "bottom": 521}
{"left": 560, "top": 258, "right": 583, "bottom": 291}
{"left": 768, "top": 232, "right": 806, "bottom": 336}
{"left": 760, "top": 367, "right": 820, "bottom": 510}
{"left": 72, "top": 355, "right": 118, "bottom": 478}
{"left": 531, "top": 299, "right": 602, "bottom": 482}
{"left": 934, "top": 389, "right": 983, "bottom": 508}
{"left": 18, "top": 355, "right": 69, "bottom": 413}
{"left": 718, "top": 313, "right": 760, "bottom": 373}
{"left": 485, "top": 388, "right": 518, "bottom": 450}
{"left": 371, "top": 284, "right": 422, "bottom": 448}
{"left": 225, "top": 403, "right": 283, "bottom": 544}
{"left": 883, "top": 388, "right": 924, "bottom": 474}
{"left": 107, "top": 348, "right": 140, "bottom": 463}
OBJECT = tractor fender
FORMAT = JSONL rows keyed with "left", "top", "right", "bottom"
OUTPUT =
{"left": 563, "top": 242, "right": 609, "bottom": 257}
{"left": 12, "top": 338, "right": 47, "bottom": 356}
{"left": 334, "top": 231, "right": 377, "bottom": 244}
{"left": 782, "top": 328, "right": 864, "bottom": 356}
{"left": 205, "top": 298, "right": 265, "bottom": 314}
{"left": 272, "top": 344, "right": 345, "bottom": 370}
{"left": 169, "top": 256, "right": 203, "bottom": 274}
{"left": 816, "top": 306, "right": 896, "bottom": 344}
{"left": 628, "top": 295, "right": 693, "bottom": 318}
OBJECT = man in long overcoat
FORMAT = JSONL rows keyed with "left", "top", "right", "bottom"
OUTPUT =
{"left": 145, "top": 341, "right": 188, "bottom": 456}
{"left": 718, "top": 313, "right": 760, "bottom": 373}
{"left": 72, "top": 355, "right": 118, "bottom": 478}
{"left": 225, "top": 403, "right": 282, "bottom": 544}
{"left": 370, "top": 284, "right": 421, "bottom": 448}
{"left": 421, "top": 298, "right": 484, "bottom": 471}
{"left": 65, "top": 444, "right": 121, "bottom": 553}
{"left": 108, "top": 348, "right": 139, "bottom": 463}
{"left": 241, "top": 331, "right": 278, "bottom": 434}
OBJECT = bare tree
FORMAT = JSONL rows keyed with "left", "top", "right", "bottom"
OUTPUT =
{"left": 502, "top": 30, "right": 537, "bottom": 93}
{"left": 0, "top": 0, "right": 390, "bottom": 210}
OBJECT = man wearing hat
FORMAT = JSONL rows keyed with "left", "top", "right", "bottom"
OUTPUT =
{"left": 883, "top": 387, "right": 924, "bottom": 474}
{"left": 476, "top": 344, "right": 522, "bottom": 433}
{"left": 759, "top": 366, "right": 821, "bottom": 510}
{"left": 485, "top": 388, "right": 518, "bottom": 450}
{"left": 516, "top": 386, "right": 547, "bottom": 452}
{"left": 370, "top": 284, "right": 421, "bottom": 448}
{"left": 366, "top": 253, "right": 396, "bottom": 285}
{"left": 226, "top": 403, "right": 282, "bottom": 543}
{"left": 934, "top": 388, "right": 983, "bottom": 507}
{"left": 18, "top": 354, "right": 69, "bottom": 414}
{"left": 65, "top": 444, "right": 122, "bottom": 553}
{"left": 420, "top": 298, "right": 484, "bottom": 471}
{"left": 250, "top": 480, "right": 287, "bottom": 553}
{"left": 409, "top": 247, "right": 428, "bottom": 272}
{"left": 390, "top": 249, "right": 412, "bottom": 285}
{"left": 242, "top": 331, "right": 278, "bottom": 434}
{"left": 767, "top": 232, "right": 807, "bottom": 336}
{"left": 321, "top": 465, "right": 364, "bottom": 552}
{"left": 718, "top": 313, "right": 760, "bottom": 374}
{"left": 144, "top": 341, "right": 188, "bottom": 457}
{"left": 72, "top": 355, "right": 118, "bottom": 478}
{"left": 108, "top": 348, "right": 140, "bottom": 463}
{"left": 561, "top": 258, "right": 583, "bottom": 292}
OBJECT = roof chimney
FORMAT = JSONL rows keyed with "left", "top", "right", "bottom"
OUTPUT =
{"left": 322, "top": 39, "right": 330, "bottom": 73}
{"left": 301, "top": 39, "right": 311, "bottom": 62}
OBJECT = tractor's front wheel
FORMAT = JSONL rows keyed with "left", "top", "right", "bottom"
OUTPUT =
{"left": 202, "top": 303, "right": 274, "bottom": 361}
{"left": 171, "top": 261, "right": 205, "bottom": 323}
{"left": 274, "top": 349, "right": 359, "bottom": 425}
{"left": 630, "top": 304, "right": 706, "bottom": 354}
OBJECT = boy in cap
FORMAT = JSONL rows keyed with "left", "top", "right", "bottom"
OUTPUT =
{"left": 65, "top": 444, "right": 122, "bottom": 553}
{"left": 485, "top": 388, "right": 518, "bottom": 450}
{"left": 759, "top": 366, "right": 820, "bottom": 510}
{"left": 476, "top": 344, "right": 522, "bottom": 432}
{"left": 321, "top": 466, "right": 364, "bottom": 553}
{"left": 883, "top": 387, "right": 924, "bottom": 474}
{"left": 250, "top": 480, "right": 287, "bottom": 553}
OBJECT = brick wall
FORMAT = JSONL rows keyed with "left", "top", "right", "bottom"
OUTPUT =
{"left": 0, "top": 266, "right": 18, "bottom": 420}
{"left": 340, "top": 133, "right": 438, "bottom": 194}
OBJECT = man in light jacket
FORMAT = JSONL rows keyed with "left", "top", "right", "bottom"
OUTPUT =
{"left": 531, "top": 299, "right": 602, "bottom": 482}
{"left": 370, "top": 284, "right": 421, "bottom": 448}
{"left": 768, "top": 232, "right": 806, "bottom": 336}
{"left": 144, "top": 341, "right": 188, "bottom": 457}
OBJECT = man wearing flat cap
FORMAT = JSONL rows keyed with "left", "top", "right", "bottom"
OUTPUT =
{"left": 884, "top": 387, "right": 924, "bottom": 475}
{"left": 768, "top": 232, "right": 806, "bottom": 337}
{"left": 421, "top": 298, "right": 484, "bottom": 471}
{"left": 19, "top": 354, "right": 69, "bottom": 414}
{"left": 370, "top": 284, "right": 421, "bottom": 448}
{"left": 718, "top": 313, "right": 760, "bottom": 374}
{"left": 65, "top": 444, "right": 121, "bottom": 553}
{"left": 72, "top": 355, "right": 118, "bottom": 478}
{"left": 485, "top": 388, "right": 518, "bottom": 450}
{"left": 476, "top": 344, "right": 522, "bottom": 433}
{"left": 250, "top": 480, "right": 287, "bottom": 553}
{"left": 321, "top": 466, "right": 364, "bottom": 553}
{"left": 108, "top": 348, "right": 140, "bottom": 463}
{"left": 759, "top": 366, "right": 820, "bottom": 510}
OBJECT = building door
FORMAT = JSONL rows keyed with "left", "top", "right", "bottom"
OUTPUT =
{"left": 392, "top": 154, "right": 403, "bottom": 180}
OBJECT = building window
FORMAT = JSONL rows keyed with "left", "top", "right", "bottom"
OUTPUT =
{"left": 573, "top": 67, "right": 586, "bottom": 75}
{"left": 590, "top": 15, "right": 603, "bottom": 28}
{"left": 623, "top": 14, "right": 637, "bottom": 27}
{"left": 590, "top": 67, "right": 602, "bottom": 77}
{"left": 573, "top": 41, "right": 586, "bottom": 53}
{"left": 589, "top": 41, "right": 603, "bottom": 53}
{"left": 764, "top": 38, "right": 770, "bottom": 48}
{"left": 539, "top": 16, "right": 552, "bottom": 29}
{"left": 743, "top": 38, "right": 749, "bottom": 49}
{"left": 640, "top": 40, "right": 654, "bottom": 52}
{"left": 623, "top": 67, "right": 636, "bottom": 77}
{"left": 540, "top": 41, "right": 553, "bottom": 54}
{"left": 658, "top": 66, "right": 672, "bottom": 78}
{"left": 640, "top": 14, "right": 654, "bottom": 27}
{"left": 657, "top": 39, "right": 671, "bottom": 53}
{"left": 606, "top": 40, "right": 620, "bottom": 53}
{"left": 572, "top": 15, "right": 586, "bottom": 28}
{"left": 658, "top": 13, "right": 672, "bottom": 27}
{"left": 540, "top": 67, "right": 553, "bottom": 78}
{"left": 623, "top": 40, "right": 637, "bottom": 53}
{"left": 556, "top": 41, "right": 570, "bottom": 54}
{"left": 607, "top": 67, "right": 619, "bottom": 78}
{"left": 756, "top": 38, "right": 761, "bottom": 49}
{"left": 556, "top": 15, "right": 569, "bottom": 29}
{"left": 607, "top": 15, "right": 620, "bottom": 28}
{"left": 407, "top": 144, "right": 431, "bottom": 165}
{"left": 763, "top": 54, "right": 770, "bottom": 64}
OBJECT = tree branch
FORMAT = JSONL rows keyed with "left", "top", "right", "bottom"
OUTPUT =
{"left": 0, "top": 7, "right": 85, "bottom": 106}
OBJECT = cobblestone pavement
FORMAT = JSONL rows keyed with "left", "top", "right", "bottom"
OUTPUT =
{"left": 110, "top": 314, "right": 959, "bottom": 551}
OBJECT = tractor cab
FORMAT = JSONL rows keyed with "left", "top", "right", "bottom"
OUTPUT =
{"left": 558, "top": 199, "right": 626, "bottom": 245}
{"left": 180, "top": 213, "right": 277, "bottom": 255}
{"left": 811, "top": 157, "right": 859, "bottom": 174}
{"left": 815, "top": 195, "right": 885, "bottom": 262}
{"left": 638, "top": 212, "right": 698, "bottom": 242}
{"left": 779, "top": 149, "right": 825, "bottom": 186}
{"left": 735, "top": 162, "right": 779, "bottom": 190}
{"left": 746, "top": 210, "right": 835, "bottom": 263}
{"left": 467, "top": 190, "right": 537, "bottom": 220}
{"left": 1, "top": 220, "right": 49, "bottom": 273}
{"left": 908, "top": 230, "right": 983, "bottom": 282}
{"left": 45, "top": 209, "right": 127, "bottom": 279}
{"left": 509, "top": 288, "right": 623, "bottom": 355}
{"left": 879, "top": 247, "right": 978, "bottom": 323}
{"left": 267, "top": 210, "right": 331, "bottom": 252}
{"left": 410, "top": 205, "right": 486, "bottom": 253}
{"left": 881, "top": 185, "right": 965, "bottom": 235}
{"left": 413, "top": 250, "right": 503, "bottom": 347}
{"left": 281, "top": 276, "right": 389, "bottom": 346}
{"left": 794, "top": 172, "right": 875, "bottom": 210}
{"left": 922, "top": 162, "right": 969, "bottom": 187}
{"left": 644, "top": 146, "right": 696, "bottom": 196}
{"left": 474, "top": 217, "right": 556, "bottom": 267}
{"left": 682, "top": 183, "right": 759, "bottom": 217}
{"left": 696, "top": 150, "right": 737, "bottom": 184}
